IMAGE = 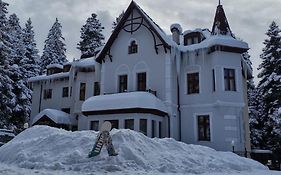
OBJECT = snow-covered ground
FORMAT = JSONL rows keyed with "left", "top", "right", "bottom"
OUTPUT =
{"left": 0, "top": 126, "right": 278, "bottom": 175}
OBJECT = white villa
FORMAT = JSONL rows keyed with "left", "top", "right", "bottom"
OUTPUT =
{"left": 28, "top": 1, "right": 252, "bottom": 153}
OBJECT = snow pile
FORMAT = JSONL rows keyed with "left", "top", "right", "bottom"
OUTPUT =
{"left": 0, "top": 126, "right": 267, "bottom": 174}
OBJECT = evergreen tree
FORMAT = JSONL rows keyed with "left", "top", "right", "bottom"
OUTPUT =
{"left": 7, "top": 13, "right": 31, "bottom": 131}
{"left": 0, "top": 0, "right": 16, "bottom": 129}
{"left": 78, "top": 13, "right": 104, "bottom": 59}
{"left": 242, "top": 52, "right": 261, "bottom": 148}
{"left": 256, "top": 21, "right": 281, "bottom": 156}
{"left": 22, "top": 18, "right": 40, "bottom": 78}
{"left": 112, "top": 11, "right": 124, "bottom": 31}
{"left": 40, "top": 18, "right": 67, "bottom": 73}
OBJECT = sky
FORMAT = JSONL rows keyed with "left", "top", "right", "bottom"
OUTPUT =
{"left": 5, "top": 0, "right": 281, "bottom": 83}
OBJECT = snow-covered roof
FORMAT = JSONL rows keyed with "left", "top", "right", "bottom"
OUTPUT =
{"left": 31, "top": 109, "right": 71, "bottom": 125}
{"left": 135, "top": 3, "right": 173, "bottom": 46}
{"left": 46, "top": 63, "right": 63, "bottom": 69}
{"left": 183, "top": 28, "right": 211, "bottom": 39}
{"left": 82, "top": 92, "right": 168, "bottom": 115}
{"left": 28, "top": 72, "right": 69, "bottom": 82}
{"left": 178, "top": 35, "right": 249, "bottom": 52}
{"left": 170, "top": 23, "right": 182, "bottom": 33}
{"left": 72, "top": 58, "right": 96, "bottom": 68}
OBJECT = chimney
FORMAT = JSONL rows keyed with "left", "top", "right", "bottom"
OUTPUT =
{"left": 170, "top": 23, "right": 182, "bottom": 45}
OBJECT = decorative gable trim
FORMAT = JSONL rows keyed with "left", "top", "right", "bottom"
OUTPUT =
{"left": 96, "top": 1, "right": 171, "bottom": 63}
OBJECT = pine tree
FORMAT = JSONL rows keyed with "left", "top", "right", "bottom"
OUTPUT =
{"left": 0, "top": 0, "right": 16, "bottom": 128}
{"left": 22, "top": 18, "right": 40, "bottom": 78}
{"left": 256, "top": 21, "right": 281, "bottom": 156}
{"left": 40, "top": 18, "right": 67, "bottom": 73}
{"left": 242, "top": 52, "right": 261, "bottom": 148}
{"left": 78, "top": 13, "right": 104, "bottom": 59}
{"left": 112, "top": 11, "right": 124, "bottom": 31}
{"left": 7, "top": 13, "right": 31, "bottom": 131}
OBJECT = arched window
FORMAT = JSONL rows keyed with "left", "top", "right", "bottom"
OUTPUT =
{"left": 128, "top": 40, "right": 138, "bottom": 54}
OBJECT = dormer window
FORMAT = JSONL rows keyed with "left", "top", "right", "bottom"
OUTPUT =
{"left": 183, "top": 31, "right": 205, "bottom": 46}
{"left": 128, "top": 40, "right": 138, "bottom": 54}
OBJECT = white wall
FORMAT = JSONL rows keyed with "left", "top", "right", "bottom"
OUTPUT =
{"left": 179, "top": 49, "right": 247, "bottom": 152}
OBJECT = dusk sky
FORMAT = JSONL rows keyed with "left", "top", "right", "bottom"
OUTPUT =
{"left": 5, "top": 0, "right": 281, "bottom": 83}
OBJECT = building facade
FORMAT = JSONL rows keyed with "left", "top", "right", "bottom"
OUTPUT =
{"left": 28, "top": 1, "right": 252, "bottom": 153}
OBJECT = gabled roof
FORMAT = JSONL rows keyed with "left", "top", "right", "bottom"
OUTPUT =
{"left": 96, "top": 1, "right": 171, "bottom": 63}
{"left": 211, "top": 4, "right": 234, "bottom": 37}
{"left": 32, "top": 109, "right": 71, "bottom": 125}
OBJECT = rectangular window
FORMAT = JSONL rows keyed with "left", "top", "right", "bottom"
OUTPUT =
{"left": 187, "top": 72, "right": 199, "bottom": 94}
{"left": 128, "top": 41, "right": 138, "bottom": 54}
{"left": 43, "top": 89, "right": 52, "bottom": 99}
{"left": 80, "top": 83, "right": 86, "bottom": 101}
{"left": 137, "top": 72, "right": 146, "bottom": 91}
{"left": 139, "top": 119, "right": 147, "bottom": 136}
{"left": 224, "top": 68, "right": 236, "bottom": 91}
{"left": 152, "top": 120, "right": 155, "bottom": 138}
{"left": 198, "top": 115, "right": 211, "bottom": 141}
{"left": 119, "top": 75, "right": 127, "bottom": 93}
{"left": 61, "top": 108, "right": 70, "bottom": 114}
{"left": 62, "top": 87, "right": 69, "bottom": 97}
{"left": 94, "top": 82, "right": 100, "bottom": 96}
{"left": 212, "top": 69, "right": 216, "bottom": 92}
{"left": 90, "top": 121, "right": 99, "bottom": 131}
{"left": 106, "top": 120, "right": 119, "bottom": 129}
{"left": 159, "top": 122, "right": 162, "bottom": 138}
{"left": 124, "top": 119, "right": 134, "bottom": 130}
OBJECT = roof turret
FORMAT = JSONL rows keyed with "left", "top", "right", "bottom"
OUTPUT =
{"left": 211, "top": 4, "right": 234, "bottom": 38}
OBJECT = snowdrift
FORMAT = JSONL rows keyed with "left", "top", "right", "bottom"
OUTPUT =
{"left": 0, "top": 126, "right": 267, "bottom": 174}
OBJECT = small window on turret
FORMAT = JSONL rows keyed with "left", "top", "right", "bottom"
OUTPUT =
{"left": 128, "top": 40, "right": 138, "bottom": 54}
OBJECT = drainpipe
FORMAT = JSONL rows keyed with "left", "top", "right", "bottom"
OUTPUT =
{"left": 177, "top": 78, "right": 181, "bottom": 141}
{"left": 38, "top": 83, "right": 43, "bottom": 113}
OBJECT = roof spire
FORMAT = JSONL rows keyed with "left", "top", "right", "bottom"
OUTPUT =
{"left": 211, "top": 3, "right": 235, "bottom": 38}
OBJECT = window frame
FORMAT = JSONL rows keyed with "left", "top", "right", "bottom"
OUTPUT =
{"left": 43, "top": 89, "right": 52, "bottom": 99}
{"left": 187, "top": 72, "right": 200, "bottom": 94}
{"left": 137, "top": 72, "right": 146, "bottom": 91}
{"left": 79, "top": 83, "right": 86, "bottom": 101}
{"left": 212, "top": 69, "right": 216, "bottom": 92}
{"left": 119, "top": 75, "right": 128, "bottom": 93}
{"left": 106, "top": 120, "right": 119, "bottom": 130}
{"left": 152, "top": 120, "right": 156, "bottom": 138}
{"left": 94, "top": 82, "right": 100, "bottom": 96}
{"left": 128, "top": 40, "right": 138, "bottom": 54}
{"left": 62, "top": 87, "right": 69, "bottom": 98}
{"left": 139, "top": 119, "right": 147, "bottom": 136}
{"left": 124, "top": 119, "right": 134, "bottom": 130}
{"left": 224, "top": 68, "right": 236, "bottom": 91}
{"left": 90, "top": 121, "right": 99, "bottom": 131}
{"left": 159, "top": 121, "right": 162, "bottom": 138}
{"left": 61, "top": 108, "right": 70, "bottom": 114}
{"left": 197, "top": 115, "right": 211, "bottom": 141}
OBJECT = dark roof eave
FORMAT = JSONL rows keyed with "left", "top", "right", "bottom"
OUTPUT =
{"left": 82, "top": 108, "right": 167, "bottom": 117}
